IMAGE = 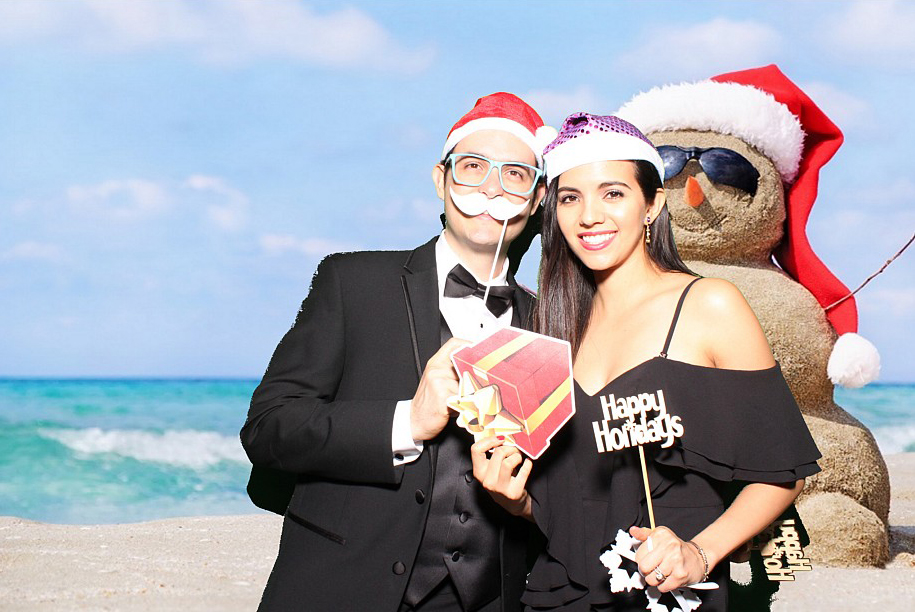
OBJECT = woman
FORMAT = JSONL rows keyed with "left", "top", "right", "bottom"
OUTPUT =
{"left": 471, "top": 113, "right": 820, "bottom": 611}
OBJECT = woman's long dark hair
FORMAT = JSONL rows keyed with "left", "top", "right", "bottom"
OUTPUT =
{"left": 532, "top": 160, "right": 695, "bottom": 356}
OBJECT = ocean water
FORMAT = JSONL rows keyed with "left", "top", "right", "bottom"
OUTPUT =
{"left": 0, "top": 379, "right": 912, "bottom": 525}
{"left": 0, "top": 379, "right": 257, "bottom": 524}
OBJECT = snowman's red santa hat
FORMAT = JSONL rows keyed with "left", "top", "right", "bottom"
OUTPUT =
{"left": 617, "top": 64, "right": 879, "bottom": 387}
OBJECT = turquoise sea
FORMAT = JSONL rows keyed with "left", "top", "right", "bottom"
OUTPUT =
{"left": 0, "top": 379, "right": 912, "bottom": 525}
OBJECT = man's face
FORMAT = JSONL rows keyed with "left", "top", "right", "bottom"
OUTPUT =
{"left": 433, "top": 129, "right": 542, "bottom": 256}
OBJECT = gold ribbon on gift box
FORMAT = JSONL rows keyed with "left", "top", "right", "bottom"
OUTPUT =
{"left": 451, "top": 331, "right": 574, "bottom": 442}
{"left": 468, "top": 334, "right": 572, "bottom": 435}
{"left": 449, "top": 372, "right": 524, "bottom": 441}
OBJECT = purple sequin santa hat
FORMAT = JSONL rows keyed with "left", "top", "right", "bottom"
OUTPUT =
{"left": 543, "top": 113, "right": 665, "bottom": 183}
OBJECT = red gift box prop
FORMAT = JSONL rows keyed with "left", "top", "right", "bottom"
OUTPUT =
{"left": 450, "top": 327, "right": 575, "bottom": 459}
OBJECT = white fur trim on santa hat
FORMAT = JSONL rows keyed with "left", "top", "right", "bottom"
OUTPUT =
{"left": 827, "top": 332, "right": 881, "bottom": 388}
{"left": 544, "top": 130, "right": 665, "bottom": 183}
{"left": 443, "top": 117, "right": 551, "bottom": 164}
{"left": 616, "top": 80, "right": 805, "bottom": 183}
{"left": 534, "top": 125, "right": 559, "bottom": 154}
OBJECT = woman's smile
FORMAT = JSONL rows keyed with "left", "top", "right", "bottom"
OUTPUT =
{"left": 578, "top": 230, "right": 617, "bottom": 251}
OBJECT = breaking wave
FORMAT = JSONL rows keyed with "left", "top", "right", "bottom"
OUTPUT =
{"left": 40, "top": 427, "right": 248, "bottom": 468}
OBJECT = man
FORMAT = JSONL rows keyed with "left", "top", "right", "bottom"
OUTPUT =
{"left": 241, "top": 93, "right": 555, "bottom": 611}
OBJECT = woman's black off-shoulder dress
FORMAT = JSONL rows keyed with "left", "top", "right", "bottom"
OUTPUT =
{"left": 522, "top": 279, "right": 821, "bottom": 611}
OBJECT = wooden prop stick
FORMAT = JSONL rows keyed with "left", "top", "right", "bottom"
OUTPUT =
{"left": 638, "top": 445, "right": 656, "bottom": 530}
{"left": 482, "top": 219, "right": 510, "bottom": 305}
{"left": 825, "top": 231, "right": 915, "bottom": 311}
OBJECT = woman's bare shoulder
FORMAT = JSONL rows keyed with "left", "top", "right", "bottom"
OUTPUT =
{"left": 682, "top": 277, "right": 776, "bottom": 370}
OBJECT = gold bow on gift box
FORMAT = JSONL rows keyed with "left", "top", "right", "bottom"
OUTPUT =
{"left": 449, "top": 371, "right": 524, "bottom": 441}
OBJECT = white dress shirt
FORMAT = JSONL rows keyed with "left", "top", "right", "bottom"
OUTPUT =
{"left": 391, "top": 231, "right": 514, "bottom": 465}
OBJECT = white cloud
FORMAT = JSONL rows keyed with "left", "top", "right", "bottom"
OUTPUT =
{"left": 61, "top": 174, "right": 250, "bottom": 230}
{"left": 80, "top": 0, "right": 204, "bottom": 49}
{"left": 823, "top": 0, "right": 915, "bottom": 64}
{"left": 0, "top": 0, "right": 64, "bottom": 42}
{"left": 614, "top": 18, "right": 780, "bottom": 83}
{"left": 859, "top": 287, "right": 915, "bottom": 318}
{"left": 10, "top": 199, "right": 38, "bottom": 215}
{"left": 66, "top": 178, "right": 170, "bottom": 221}
{"left": 812, "top": 203, "right": 915, "bottom": 253}
{"left": 411, "top": 198, "right": 437, "bottom": 218}
{"left": 362, "top": 197, "right": 438, "bottom": 224}
{"left": 1, "top": 241, "right": 65, "bottom": 263}
{"left": 802, "top": 81, "right": 872, "bottom": 133}
{"left": 809, "top": 198, "right": 914, "bottom": 307}
{"left": 183, "top": 174, "right": 248, "bottom": 231}
{"left": 0, "top": 0, "right": 434, "bottom": 74}
{"left": 520, "top": 86, "right": 601, "bottom": 128}
{"left": 830, "top": 178, "right": 915, "bottom": 211}
{"left": 397, "top": 125, "right": 432, "bottom": 150}
{"left": 259, "top": 234, "right": 359, "bottom": 257}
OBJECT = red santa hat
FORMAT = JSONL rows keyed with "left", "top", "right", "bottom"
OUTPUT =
{"left": 443, "top": 92, "right": 557, "bottom": 166}
{"left": 617, "top": 64, "right": 879, "bottom": 387}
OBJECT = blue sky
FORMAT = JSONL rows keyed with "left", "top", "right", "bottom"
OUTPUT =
{"left": 1, "top": 0, "right": 912, "bottom": 381}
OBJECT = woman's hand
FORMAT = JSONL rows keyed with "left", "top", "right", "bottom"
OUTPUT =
{"left": 470, "top": 437, "right": 533, "bottom": 520}
{"left": 630, "top": 526, "right": 706, "bottom": 592}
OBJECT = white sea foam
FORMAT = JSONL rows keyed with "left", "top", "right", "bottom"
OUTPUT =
{"left": 40, "top": 428, "right": 249, "bottom": 468}
{"left": 872, "top": 424, "right": 915, "bottom": 455}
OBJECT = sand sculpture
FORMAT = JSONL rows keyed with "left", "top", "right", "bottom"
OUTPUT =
{"left": 618, "top": 65, "right": 889, "bottom": 566}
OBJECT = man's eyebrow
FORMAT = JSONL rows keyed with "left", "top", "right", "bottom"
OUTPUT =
{"left": 455, "top": 151, "right": 534, "bottom": 165}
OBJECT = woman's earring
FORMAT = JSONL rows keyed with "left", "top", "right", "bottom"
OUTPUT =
{"left": 644, "top": 216, "right": 651, "bottom": 245}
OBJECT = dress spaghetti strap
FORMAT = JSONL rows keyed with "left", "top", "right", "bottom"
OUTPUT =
{"left": 660, "top": 277, "right": 703, "bottom": 358}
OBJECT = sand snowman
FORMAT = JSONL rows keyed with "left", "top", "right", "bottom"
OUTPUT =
{"left": 617, "top": 65, "right": 889, "bottom": 566}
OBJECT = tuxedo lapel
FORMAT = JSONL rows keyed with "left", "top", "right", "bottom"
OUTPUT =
{"left": 400, "top": 237, "right": 441, "bottom": 380}
{"left": 401, "top": 237, "right": 442, "bottom": 468}
{"left": 400, "top": 238, "right": 535, "bottom": 379}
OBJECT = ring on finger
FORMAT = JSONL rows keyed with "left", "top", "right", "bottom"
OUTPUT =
{"left": 654, "top": 567, "right": 667, "bottom": 582}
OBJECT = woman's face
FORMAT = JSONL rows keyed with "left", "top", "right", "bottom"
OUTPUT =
{"left": 556, "top": 160, "right": 655, "bottom": 273}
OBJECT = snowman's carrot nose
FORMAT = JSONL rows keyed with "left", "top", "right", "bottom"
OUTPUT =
{"left": 685, "top": 176, "right": 705, "bottom": 208}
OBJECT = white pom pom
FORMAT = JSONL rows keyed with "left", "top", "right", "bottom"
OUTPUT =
{"left": 535, "top": 125, "right": 559, "bottom": 149}
{"left": 827, "top": 333, "right": 881, "bottom": 388}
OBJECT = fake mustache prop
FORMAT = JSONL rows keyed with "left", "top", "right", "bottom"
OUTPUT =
{"left": 444, "top": 187, "right": 530, "bottom": 336}
{"left": 449, "top": 188, "right": 529, "bottom": 221}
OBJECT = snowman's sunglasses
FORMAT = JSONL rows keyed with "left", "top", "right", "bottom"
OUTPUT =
{"left": 657, "top": 146, "right": 760, "bottom": 196}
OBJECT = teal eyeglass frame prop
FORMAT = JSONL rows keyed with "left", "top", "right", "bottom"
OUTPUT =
{"left": 446, "top": 153, "right": 543, "bottom": 197}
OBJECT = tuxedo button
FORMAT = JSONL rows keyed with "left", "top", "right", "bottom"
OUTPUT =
{"left": 464, "top": 471, "right": 473, "bottom": 484}
{"left": 451, "top": 551, "right": 461, "bottom": 562}
{"left": 459, "top": 511, "right": 470, "bottom": 523}
{"left": 415, "top": 489, "right": 426, "bottom": 504}
{"left": 392, "top": 561, "right": 406, "bottom": 575}
{"left": 394, "top": 453, "right": 404, "bottom": 461}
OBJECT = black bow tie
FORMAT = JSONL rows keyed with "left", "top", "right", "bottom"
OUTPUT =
{"left": 443, "top": 264, "right": 515, "bottom": 317}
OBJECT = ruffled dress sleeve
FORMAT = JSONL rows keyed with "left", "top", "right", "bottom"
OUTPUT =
{"left": 521, "top": 359, "right": 820, "bottom": 610}
{"left": 652, "top": 360, "right": 821, "bottom": 483}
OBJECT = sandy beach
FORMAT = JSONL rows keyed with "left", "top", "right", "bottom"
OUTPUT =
{"left": 2, "top": 454, "right": 913, "bottom": 611}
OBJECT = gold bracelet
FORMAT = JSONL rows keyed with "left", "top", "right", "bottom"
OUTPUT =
{"left": 686, "top": 540, "right": 709, "bottom": 582}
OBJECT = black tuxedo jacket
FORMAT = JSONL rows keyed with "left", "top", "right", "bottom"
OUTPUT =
{"left": 241, "top": 237, "right": 534, "bottom": 611}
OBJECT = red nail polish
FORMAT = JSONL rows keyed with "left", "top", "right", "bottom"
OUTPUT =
{"left": 497, "top": 436, "right": 505, "bottom": 440}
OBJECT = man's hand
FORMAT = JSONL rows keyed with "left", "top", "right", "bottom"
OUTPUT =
{"left": 410, "top": 337, "right": 468, "bottom": 440}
